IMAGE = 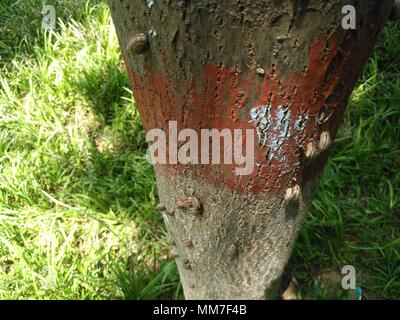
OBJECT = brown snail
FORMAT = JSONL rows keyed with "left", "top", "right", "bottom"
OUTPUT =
{"left": 127, "top": 33, "right": 149, "bottom": 55}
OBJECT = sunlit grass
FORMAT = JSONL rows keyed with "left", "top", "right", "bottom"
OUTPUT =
{"left": 0, "top": 0, "right": 180, "bottom": 300}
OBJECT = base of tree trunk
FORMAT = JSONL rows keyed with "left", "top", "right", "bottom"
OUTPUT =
{"left": 156, "top": 168, "right": 319, "bottom": 299}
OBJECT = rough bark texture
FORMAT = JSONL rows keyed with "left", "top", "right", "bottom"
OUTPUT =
{"left": 107, "top": 0, "right": 394, "bottom": 299}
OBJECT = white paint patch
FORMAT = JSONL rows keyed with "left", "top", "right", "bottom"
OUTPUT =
{"left": 149, "top": 27, "right": 157, "bottom": 38}
{"left": 250, "top": 105, "right": 293, "bottom": 161}
{"left": 294, "top": 114, "right": 309, "bottom": 132}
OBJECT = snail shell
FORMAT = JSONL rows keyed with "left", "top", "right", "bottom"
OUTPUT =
{"left": 318, "top": 131, "right": 331, "bottom": 151}
{"left": 127, "top": 33, "right": 149, "bottom": 55}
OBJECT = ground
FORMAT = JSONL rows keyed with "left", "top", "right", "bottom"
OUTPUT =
{"left": 0, "top": 0, "right": 398, "bottom": 299}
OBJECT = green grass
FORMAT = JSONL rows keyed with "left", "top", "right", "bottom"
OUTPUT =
{"left": 0, "top": 0, "right": 180, "bottom": 300}
{"left": 0, "top": 0, "right": 398, "bottom": 300}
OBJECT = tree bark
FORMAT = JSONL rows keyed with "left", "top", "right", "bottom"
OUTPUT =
{"left": 107, "top": 0, "right": 394, "bottom": 299}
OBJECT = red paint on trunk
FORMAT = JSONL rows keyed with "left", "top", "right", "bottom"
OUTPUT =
{"left": 127, "top": 20, "right": 384, "bottom": 194}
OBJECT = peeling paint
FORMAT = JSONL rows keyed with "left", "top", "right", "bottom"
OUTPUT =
{"left": 250, "top": 105, "right": 292, "bottom": 161}
{"left": 274, "top": 107, "right": 291, "bottom": 152}
{"left": 250, "top": 105, "right": 271, "bottom": 145}
{"left": 149, "top": 27, "right": 157, "bottom": 37}
{"left": 294, "top": 114, "right": 309, "bottom": 131}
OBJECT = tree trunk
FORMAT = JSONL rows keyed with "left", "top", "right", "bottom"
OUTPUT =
{"left": 107, "top": 0, "right": 394, "bottom": 299}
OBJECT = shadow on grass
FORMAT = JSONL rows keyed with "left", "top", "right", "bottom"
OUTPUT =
{"left": 77, "top": 60, "right": 131, "bottom": 124}
{"left": 111, "top": 256, "right": 183, "bottom": 300}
